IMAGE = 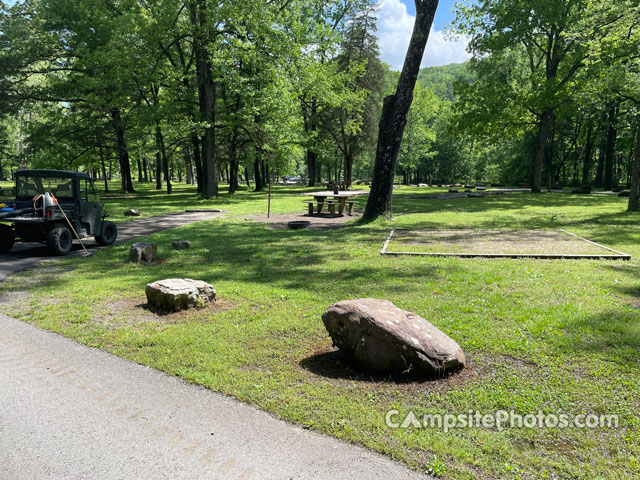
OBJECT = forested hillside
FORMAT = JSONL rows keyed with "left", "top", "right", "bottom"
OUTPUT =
{"left": 417, "top": 62, "right": 471, "bottom": 102}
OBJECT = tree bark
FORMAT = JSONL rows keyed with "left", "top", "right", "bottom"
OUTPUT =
{"left": 532, "top": 109, "right": 554, "bottom": 193}
{"left": 594, "top": 111, "right": 608, "bottom": 186}
{"left": 344, "top": 150, "right": 354, "bottom": 187}
{"left": 99, "top": 146, "right": 109, "bottom": 193}
{"left": 155, "top": 153, "right": 162, "bottom": 190}
{"left": 190, "top": 0, "right": 217, "bottom": 198}
{"left": 582, "top": 119, "right": 594, "bottom": 185}
{"left": 137, "top": 157, "right": 143, "bottom": 183}
{"left": 184, "top": 146, "right": 194, "bottom": 185}
{"left": 262, "top": 160, "right": 268, "bottom": 187}
{"left": 229, "top": 139, "right": 239, "bottom": 194}
{"left": 155, "top": 122, "right": 171, "bottom": 194}
{"left": 253, "top": 156, "right": 264, "bottom": 191}
{"left": 604, "top": 102, "right": 618, "bottom": 191}
{"left": 363, "top": 0, "right": 439, "bottom": 220}
{"left": 110, "top": 108, "right": 134, "bottom": 193}
{"left": 307, "top": 149, "right": 317, "bottom": 187}
{"left": 302, "top": 97, "right": 318, "bottom": 187}
{"left": 628, "top": 115, "right": 640, "bottom": 210}
{"left": 142, "top": 156, "right": 149, "bottom": 182}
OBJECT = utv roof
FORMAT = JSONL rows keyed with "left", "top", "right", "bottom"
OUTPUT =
{"left": 16, "top": 169, "right": 90, "bottom": 179}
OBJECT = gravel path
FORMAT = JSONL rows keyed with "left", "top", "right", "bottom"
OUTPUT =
{"left": 0, "top": 211, "right": 224, "bottom": 283}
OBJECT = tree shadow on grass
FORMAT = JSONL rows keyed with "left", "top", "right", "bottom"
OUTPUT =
{"left": 37, "top": 220, "right": 457, "bottom": 303}
{"left": 562, "top": 310, "right": 640, "bottom": 366}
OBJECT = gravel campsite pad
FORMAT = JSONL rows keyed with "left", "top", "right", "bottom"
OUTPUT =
{"left": 384, "top": 229, "right": 629, "bottom": 258}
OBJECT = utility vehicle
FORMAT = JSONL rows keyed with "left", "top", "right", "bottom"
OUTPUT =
{"left": 0, "top": 169, "right": 117, "bottom": 255}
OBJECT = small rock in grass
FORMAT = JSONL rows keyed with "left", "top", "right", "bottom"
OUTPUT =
{"left": 172, "top": 240, "right": 191, "bottom": 250}
{"left": 124, "top": 209, "right": 140, "bottom": 216}
{"left": 145, "top": 278, "right": 216, "bottom": 312}
{"left": 128, "top": 242, "right": 157, "bottom": 264}
{"left": 322, "top": 299, "right": 466, "bottom": 378}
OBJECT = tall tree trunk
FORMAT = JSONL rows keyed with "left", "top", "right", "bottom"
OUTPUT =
{"left": 627, "top": 126, "right": 637, "bottom": 187}
{"left": 344, "top": 149, "right": 354, "bottom": 187}
{"left": 628, "top": 115, "right": 640, "bottom": 210}
{"left": 190, "top": 0, "right": 217, "bottom": 198}
{"left": 595, "top": 111, "right": 608, "bottom": 186}
{"left": 262, "top": 160, "right": 268, "bottom": 187}
{"left": 582, "top": 119, "right": 594, "bottom": 185}
{"left": 190, "top": 135, "right": 203, "bottom": 194}
{"left": 155, "top": 122, "right": 171, "bottom": 194}
{"left": 253, "top": 160, "right": 263, "bottom": 191}
{"left": 99, "top": 146, "right": 109, "bottom": 193}
{"left": 184, "top": 145, "right": 194, "bottom": 185}
{"left": 137, "top": 156, "right": 143, "bottom": 183}
{"left": 111, "top": 108, "right": 134, "bottom": 193}
{"left": 302, "top": 97, "right": 318, "bottom": 187}
{"left": 604, "top": 102, "right": 618, "bottom": 191}
{"left": 155, "top": 154, "right": 162, "bottom": 190}
{"left": 229, "top": 137, "right": 239, "bottom": 194}
{"left": 363, "top": 0, "right": 439, "bottom": 220}
{"left": 307, "top": 150, "right": 317, "bottom": 187}
{"left": 532, "top": 109, "right": 554, "bottom": 193}
{"left": 142, "top": 156, "right": 149, "bottom": 182}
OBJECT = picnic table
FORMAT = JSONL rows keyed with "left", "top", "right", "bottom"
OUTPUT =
{"left": 304, "top": 191, "right": 362, "bottom": 216}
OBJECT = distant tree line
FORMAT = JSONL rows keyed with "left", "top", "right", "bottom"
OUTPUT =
{"left": 0, "top": 0, "right": 390, "bottom": 194}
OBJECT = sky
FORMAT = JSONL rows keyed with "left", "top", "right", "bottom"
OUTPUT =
{"left": 376, "top": 0, "right": 472, "bottom": 70}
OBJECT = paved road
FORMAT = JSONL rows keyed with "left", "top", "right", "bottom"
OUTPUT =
{"left": 0, "top": 314, "right": 426, "bottom": 480}
{"left": 0, "top": 211, "right": 224, "bottom": 283}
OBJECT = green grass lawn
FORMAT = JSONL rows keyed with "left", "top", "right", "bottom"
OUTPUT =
{"left": 1, "top": 186, "right": 639, "bottom": 479}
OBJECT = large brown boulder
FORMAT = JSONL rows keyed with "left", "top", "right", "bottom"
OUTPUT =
{"left": 322, "top": 299, "right": 466, "bottom": 377}
{"left": 145, "top": 278, "right": 216, "bottom": 312}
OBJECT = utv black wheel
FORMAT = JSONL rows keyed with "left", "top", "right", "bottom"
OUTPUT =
{"left": 95, "top": 221, "right": 117, "bottom": 246}
{"left": 0, "top": 224, "right": 15, "bottom": 253}
{"left": 47, "top": 226, "right": 73, "bottom": 256}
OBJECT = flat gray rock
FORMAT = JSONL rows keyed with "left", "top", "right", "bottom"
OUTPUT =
{"left": 146, "top": 278, "right": 216, "bottom": 312}
{"left": 322, "top": 299, "right": 466, "bottom": 377}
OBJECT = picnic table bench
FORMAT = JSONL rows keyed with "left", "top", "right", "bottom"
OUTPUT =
{"left": 303, "top": 199, "right": 357, "bottom": 215}
{"left": 304, "top": 191, "right": 361, "bottom": 216}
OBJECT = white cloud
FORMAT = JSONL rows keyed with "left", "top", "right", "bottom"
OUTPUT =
{"left": 376, "top": 0, "right": 471, "bottom": 70}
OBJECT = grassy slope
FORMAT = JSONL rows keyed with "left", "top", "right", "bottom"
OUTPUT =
{"left": 1, "top": 184, "right": 639, "bottom": 479}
